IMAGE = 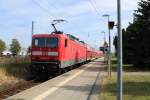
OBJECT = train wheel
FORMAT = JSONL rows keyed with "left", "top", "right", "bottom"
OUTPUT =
{"left": 40, "top": 72, "right": 49, "bottom": 81}
{"left": 69, "top": 66, "right": 73, "bottom": 70}
{"left": 62, "top": 68, "right": 67, "bottom": 73}
{"left": 56, "top": 68, "right": 63, "bottom": 75}
{"left": 26, "top": 65, "right": 37, "bottom": 80}
{"left": 35, "top": 66, "right": 49, "bottom": 81}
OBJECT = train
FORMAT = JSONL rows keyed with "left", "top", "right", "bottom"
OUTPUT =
{"left": 30, "top": 31, "right": 103, "bottom": 79}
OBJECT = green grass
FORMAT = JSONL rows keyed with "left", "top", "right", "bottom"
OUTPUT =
{"left": 111, "top": 57, "right": 134, "bottom": 72}
{"left": 100, "top": 56, "right": 150, "bottom": 100}
{"left": 0, "top": 56, "right": 31, "bottom": 78}
{"left": 111, "top": 56, "right": 150, "bottom": 72}
{"left": 100, "top": 74, "right": 150, "bottom": 100}
{"left": 0, "top": 56, "right": 31, "bottom": 92}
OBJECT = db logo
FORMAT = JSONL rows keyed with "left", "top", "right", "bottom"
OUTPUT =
{"left": 42, "top": 52, "right": 47, "bottom": 56}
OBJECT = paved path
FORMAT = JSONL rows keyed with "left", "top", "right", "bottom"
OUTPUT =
{"left": 6, "top": 58, "right": 105, "bottom": 100}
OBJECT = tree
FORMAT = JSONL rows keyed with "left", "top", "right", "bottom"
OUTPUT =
{"left": 0, "top": 39, "right": 6, "bottom": 54}
{"left": 123, "top": 0, "right": 150, "bottom": 66}
{"left": 113, "top": 36, "right": 118, "bottom": 57}
{"left": 10, "top": 39, "right": 21, "bottom": 55}
{"left": 113, "top": 29, "right": 126, "bottom": 57}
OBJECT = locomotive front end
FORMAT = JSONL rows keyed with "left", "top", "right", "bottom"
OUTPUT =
{"left": 31, "top": 34, "right": 60, "bottom": 78}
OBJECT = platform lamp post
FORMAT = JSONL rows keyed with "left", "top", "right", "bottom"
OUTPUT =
{"left": 103, "top": 14, "right": 111, "bottom": 76}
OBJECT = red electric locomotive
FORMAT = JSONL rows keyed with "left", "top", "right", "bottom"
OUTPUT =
{"left": 30, "top": 22, "right": 103, "bottom": 79}
{"left": 31, "top": 32, "right": 86, "bottom": 78}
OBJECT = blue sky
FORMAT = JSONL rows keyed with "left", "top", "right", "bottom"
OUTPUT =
{"left": 0, "top": 0, "right": 139, "bottom": 51}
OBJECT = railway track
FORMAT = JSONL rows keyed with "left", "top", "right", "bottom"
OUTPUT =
{"left": 0, "top": 61, "right": 92, "bottom": 99}
{"left": 0, "top": 67, "right": 75, "bottom": 99}
{"left": 0, "top": 80, "right": 40, "bottom": 99}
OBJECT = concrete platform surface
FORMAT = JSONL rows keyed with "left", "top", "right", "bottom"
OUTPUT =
{"left": 6, "top": 58, "right": 104, "bottom": 100}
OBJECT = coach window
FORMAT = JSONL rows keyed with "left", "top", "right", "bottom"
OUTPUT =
{"left": 65, "top": 39, "right": 68, "bottom": 47}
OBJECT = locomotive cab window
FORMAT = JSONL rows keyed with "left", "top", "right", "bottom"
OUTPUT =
{"left": 33, "top": 37, "right": 58, "bottom": 47}
{"left": 34, "top": 38, "right": 45, "bottom": 47}
{"left": 65, "top": 39, "right": 68, "bottom": 47}
{"left": 46, "top": 38, "right": 58, "bottom": 47}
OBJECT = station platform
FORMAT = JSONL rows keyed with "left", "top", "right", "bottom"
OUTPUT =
{"left": 6, "top": 58, "right": 105, "bottom": 100}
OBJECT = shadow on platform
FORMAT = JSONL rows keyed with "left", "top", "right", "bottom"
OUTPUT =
{"left": 60, "top": 84, "right": 101, "bottom": 95}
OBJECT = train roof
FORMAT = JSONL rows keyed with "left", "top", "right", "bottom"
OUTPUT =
{"left": 32, "top": 33, "right": 101, "bottom": 52}
{"left": 32, "top": 33, "right": 86, "bottom": 45}
{"left": 32, "top": 33, "right": 60, "bottom": 37}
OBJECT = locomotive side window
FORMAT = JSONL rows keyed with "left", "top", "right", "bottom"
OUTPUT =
{"left": 65, "top": 39, "right": 68, "bottom": 47}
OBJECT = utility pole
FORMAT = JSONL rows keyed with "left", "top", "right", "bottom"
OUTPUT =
{"left": 31, "top": 21, "right": 34, "bottom": 36}
{"left": 103, "top": 14, "right": 111, "bottom": 76}
{"left": 31, "top": 21, "right": 34, "bottom": 56}
{"left": 117, "top": 0, "right": 123, "bottom": 100}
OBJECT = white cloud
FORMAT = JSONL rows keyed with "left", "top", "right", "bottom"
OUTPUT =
{"left": 0, "top": 0, "right": 140, "bottom": 48}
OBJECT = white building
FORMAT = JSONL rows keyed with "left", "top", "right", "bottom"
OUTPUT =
{"left": 1, "top": 50, "right": 12, "bottom": 56}
{"left": 1, "top": 48, "right": 28, "bottom": 56}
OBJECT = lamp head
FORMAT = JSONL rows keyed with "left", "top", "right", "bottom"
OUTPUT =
{"left": 103, "top": 14, "right": 110, "bottom": 17}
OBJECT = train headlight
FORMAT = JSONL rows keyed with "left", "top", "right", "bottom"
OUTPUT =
{"left": 53, "top": 56, "right": 58, "bottom": 60}
{"left": 48, "top": 52, "right": 58, "bottom": 56}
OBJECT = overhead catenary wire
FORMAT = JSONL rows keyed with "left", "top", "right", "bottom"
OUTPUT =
{"left": 87, "top": 0, "right": 102, "bottom": 25}
{"left": 45, "top": 0, "right": 79, "bottom": 19}
{"left": 44, "top": 0, "right": 84, "bottom": 35}
{"left": 32, "top": 0, "right": 57, "bottom": 19}
{"left": 45, "top": 0, "right": 100, "bottom": 32}
{"left": 44, "top": 0, "right": 62, "bottom": 18}
{"left": 32, "top": 0, "right": 101, "bottom": 47}
{"left": 45, "top": 0, "right": 76, "bottom": 21}
{"left": 34, "top": 0, "right": 70, "bottom": 28}
{"left": 92, "top": 0, "right": 101, "bottom": 14}
{"left": 88, "top": 0, "right": 101, "bottom": 16}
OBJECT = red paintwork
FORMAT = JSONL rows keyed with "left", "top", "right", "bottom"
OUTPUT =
{"left": 31, "top": 33, "right": 103, "bottom": 66}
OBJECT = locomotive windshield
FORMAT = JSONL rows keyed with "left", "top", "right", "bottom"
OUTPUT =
{"left": 33, "top": 37, "right": 58, "bottom": 47}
